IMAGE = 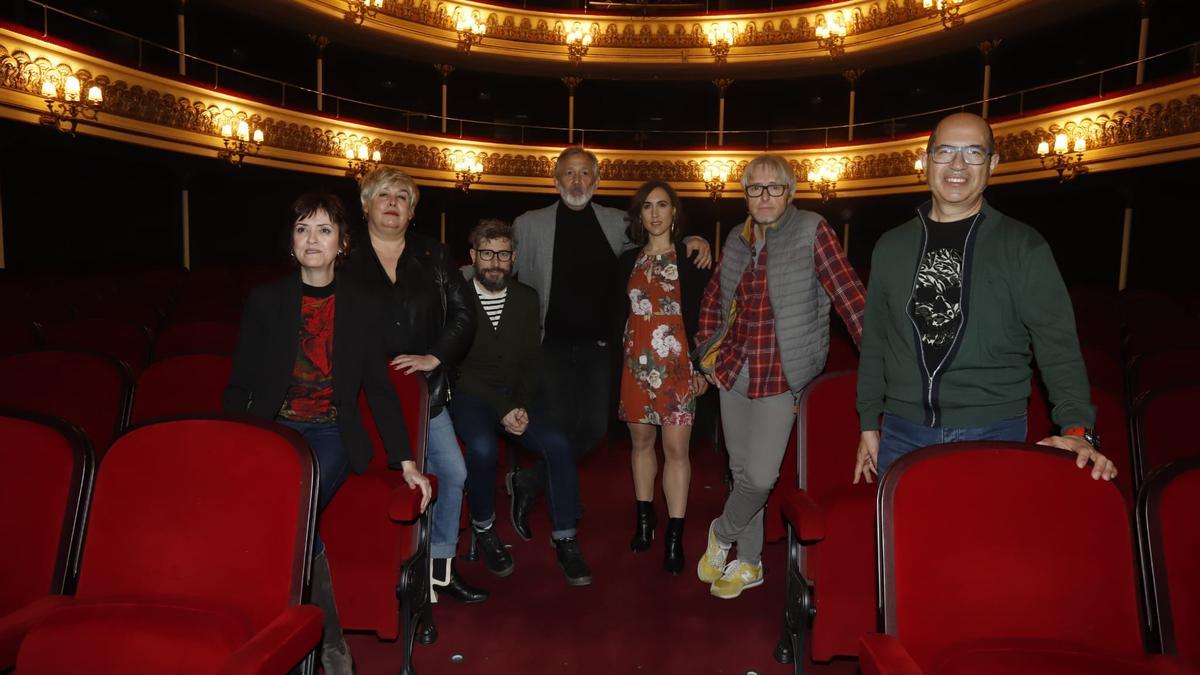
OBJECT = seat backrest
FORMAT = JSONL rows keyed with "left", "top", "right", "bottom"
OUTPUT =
{"left": 1026, "top": 382, "right": 1134, "bottom": 501}
{"left": 799, "top": 371, "right": 872, "bottom": 508}
{"left": 360, "top": 369, "right": 430, "bottom": 472}
{"left": 76, "top": 417, "right": 316, "bottom": 631}
{"left": 1139, "top": 458, "right": 1200, "bottom": 667}
{"left": 1132, "top": 349, "right": 1200, "bottom": 401}
{"left": 44, "top": 318, "right": 152, "bottom": 377}
{"left": 879, "top": 442, "right": 1145, "bottom": 669}
{"left": 153, "top": 321, "right": 240, "bottom": 359}
{"left": 1136, "top": 385, "right": 1200, "bottom": 482}
{"left": 0, "top": 412, "right": 93, "bottom": 614}
{"left": 131, "top": 354, "right": 233, "bottom": 425}
{"left": 0, "top": 351, "right": 131, "bottom": 456}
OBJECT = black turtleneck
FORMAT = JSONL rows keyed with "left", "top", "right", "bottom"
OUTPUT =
{"left": 544, "top": 201, "right": 617, "bottom": 345}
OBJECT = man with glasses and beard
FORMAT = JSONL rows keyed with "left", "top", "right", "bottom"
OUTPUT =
{"left": 505, "top": 146, "right": 712, "bottom": 541}
{"left": 693, "top": 153, "right": 866, "bottom": 599}
{"left": 450, "top": 220, "right": 592, "bottom": 585}
{"left": 853, "top": 112, "right": 1117, "bottom": 484}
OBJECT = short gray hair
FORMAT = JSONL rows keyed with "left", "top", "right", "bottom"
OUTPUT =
{"left": 554, "top": 146, "right": 600, "bottom": 182}
{"left": 740, "top": 154, "right": 797, "bottom": 194}
{"left": 359, "top": 167, "right": 420, "bottom": 211}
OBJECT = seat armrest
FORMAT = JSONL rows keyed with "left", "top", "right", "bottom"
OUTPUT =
{"left": 859, "top": 633, "right": 925, "bottom": 675}
{"left": 388, "top": 474, "right": 438, "bottom": 523}
{"left": 0, "top": 595, "right": 74, "bottom": 668}
{"left": 781, "top": 489, "right": 826, "bottom": 543}
{"left": 219, "top": 605, "right": 323, "bottom": 675}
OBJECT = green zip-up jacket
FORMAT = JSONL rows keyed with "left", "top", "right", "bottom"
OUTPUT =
{"left": 857, "top": 200, "right": 1095, "bottom": 431}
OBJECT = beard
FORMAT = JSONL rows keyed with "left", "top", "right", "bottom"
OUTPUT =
{"left": 474, "top": 266, "right": 511, "bottom": 292}
{"left": 558, "top": 184, "right": 596, "bottom": 210}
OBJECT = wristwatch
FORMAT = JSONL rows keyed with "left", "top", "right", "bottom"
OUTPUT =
{"left": 1063, "top": 425, "right": 1102, "bottom": 451}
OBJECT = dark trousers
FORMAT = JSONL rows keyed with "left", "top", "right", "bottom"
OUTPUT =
{"left": 519, "top": 340, "right": 611, "bottom": 494}
{"left": 877, "top": 413, "right": 1028, "bottom": 476}
{"left": 450, "top": 389, "right": 580, "bottom": 538}
{"left": 278, "top": 420, "right": 351, "bottom": 556}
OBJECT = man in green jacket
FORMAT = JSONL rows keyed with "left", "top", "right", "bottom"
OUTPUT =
{"left": 853, "top": 112, "right": 1117, "bottom": 483}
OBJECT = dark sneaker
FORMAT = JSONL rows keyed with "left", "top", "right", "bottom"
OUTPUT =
{"left": 553, "top": 537, "right": 593, "bottom": 587}
{"left": 506, "top": 471, "right": 535, "bottom": 541}
{"left": 473, "top": 525, "right": 515, "bottom": 577}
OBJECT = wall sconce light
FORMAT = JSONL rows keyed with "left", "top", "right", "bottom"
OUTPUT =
{"left": 565, "top": 25, "right": 593, "bottom": 65}
{"left": 814, "top": 14, "right": 848, "bottom": 57}
{"left": 218, "top": 119, "right": 264, "bottom": 166}
{"left": 701, "top": 161, "right": 732, "bottom": 201}
{"left": 1037, "top": 133, "right": 1087, "bottom": 182}
{"left": 345, "top": 141, "right": 382, "bottom": 180}
{"left": 346, "top": 0, "right": 383, "bottom": 25}
{"left": 448, "top": 151, "right": 484, "bottom": 192}
{"left": 807, "top": 161, "right": 843, "bottom": 202}
{"left": 455, "top": 10, "right": 487, "bottom": 53}
{"left": 914, "top": 156, "right": 926, "bottom": 183}
{"left": 707, "top": 23, "right": 737, "bottom": 66}
{"left": 40, "top": 75, "right": 102, "bottom": 135}
{"left": 923, "top": 0, "right": 965, "bottom": 29}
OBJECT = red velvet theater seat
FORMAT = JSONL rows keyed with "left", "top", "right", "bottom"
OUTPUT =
{"left": 1027, "top": 382, "right": 1134, "bottom": 501}
{"left": 776, "top": 371, "right": 878, "bottom": 672}
{"left": 13, "top": 416, "right": 322, "bottom": 675}
{"left": 1135, "top": 385, "right": 1200, "bottom": 484}
{"left": 321, "top": 369, "right": 436, "bottom": 674}
{"left": 153, "top": 320, "right": 240, "bottom": 359}
{"left": 0, "top": 350, "right": 131, "bottom": 457}
{"left": 0, "top": 412, "right": 93, "bottom": 669}
{"left": 860, "top": 442, "right": 1195, "bottom": 675}
{"left": 1139, "top": 458, "right": 1200, "bottom": 668}
{"left": 43, "top": 318, "right": 153, "bottom": 377}
{"left": 1131, "top": 349, "right": 1200, "bottom": 401}
{"left": 131, "top": 354, "right": 233, "bottom": 424}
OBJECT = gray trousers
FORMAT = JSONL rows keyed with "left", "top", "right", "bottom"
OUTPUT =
{"left": 713, "top": 373, "right": 797, "bottom": 566}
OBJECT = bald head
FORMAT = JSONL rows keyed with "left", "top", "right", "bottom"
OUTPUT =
{"left": 928, "top": 112, "right": 994, "bottom": 155}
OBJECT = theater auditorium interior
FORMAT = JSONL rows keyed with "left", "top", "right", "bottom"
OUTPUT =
{"left": 1, "top": 0, "right": 1199, "bottom": 673}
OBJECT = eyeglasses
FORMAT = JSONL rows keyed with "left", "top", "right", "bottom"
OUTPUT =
{"left": 745, "top": 183, "right": 788, "bottom": 198}
{"left": 475, "top": 248, "right": 513, "bottom": 262}
{"left": 928, "top": 145, "right": 992, "bottom": 165}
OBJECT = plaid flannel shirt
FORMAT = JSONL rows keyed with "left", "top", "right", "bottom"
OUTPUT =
{"left": 697, "top": 221, "right": 864, "bottom": 398}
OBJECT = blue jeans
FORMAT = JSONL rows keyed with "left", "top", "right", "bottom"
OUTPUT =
{"left": 451, "top": 390, "right": 580, "bottom": 539}
{"left": 425, "top": 408, "right": 467, "bottom": 559}
{"left": 277, "top": 420, "right": 351, "bottom": 557}
{"left": 877, "top": 413, "right": 1027, "bottom": 477}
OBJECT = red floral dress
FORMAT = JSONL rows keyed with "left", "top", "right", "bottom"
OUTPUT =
{"left": 618, "top": 250, "right": 696, "bottom": 427}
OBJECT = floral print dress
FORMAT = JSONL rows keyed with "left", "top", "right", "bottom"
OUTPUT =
{"left": 618, "top": 250, "right": 696, "bottom": 427}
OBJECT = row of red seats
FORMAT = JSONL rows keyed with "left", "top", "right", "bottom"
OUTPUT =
{"left": 773, "top": 371, "right": 1200, "bottom": 674}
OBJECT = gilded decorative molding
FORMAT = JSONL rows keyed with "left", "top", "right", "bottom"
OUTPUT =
{"left": 3, "top": 29, "right": 1200, "bottom": 198}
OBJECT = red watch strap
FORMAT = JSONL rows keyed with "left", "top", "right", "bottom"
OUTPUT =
{"left": 1063, "top": 426, "right": 1087, "bottom": 437}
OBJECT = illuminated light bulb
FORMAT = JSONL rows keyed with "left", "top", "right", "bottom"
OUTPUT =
{"left": 64, "top": 76, "right": 81, "bottom": 102}
{"left": 914, "top": 157, "right": 924, "bottom": 172}
{"left": 236, "top": 120, "right": 250, "bottom": 141}
{"left": 345, "top": 146, "right": 356, "bottom": 160}
{"left": 1037, "top": 140, "right": 1050, "bottom": 156}
{"left": 1053, "top": 133, "right": 1068, "bottom": 154}
{"left": 358, "top": 143, "right": 369, "bottom": 160}
{"left": 1073, "top": 137, "right": 1086, "bottom": 153}
{"left": 252, "top": 128, "right": 264, "bottom": 144}
{"left": 221, "top": 123, "right": 233, "bottom": 138}
{"left": 371, "top": 150, "right": 382, "bottom": 162}
{"left": 41, "top": 79, "right": 57, "bottom": 98}
{"left": 87, "top": 85, "right": 102, "bottom": 103}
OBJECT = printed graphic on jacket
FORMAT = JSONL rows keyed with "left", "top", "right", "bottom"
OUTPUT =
{"left": 912, "top": 247, "right": 963, "bottom": 368}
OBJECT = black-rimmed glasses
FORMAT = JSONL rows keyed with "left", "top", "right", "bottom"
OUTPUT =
{"left": 475, "top": 248, "right": 513, "bottom": 262}
{"left": 745, "top": 183, "right": 788, "bottom": 198}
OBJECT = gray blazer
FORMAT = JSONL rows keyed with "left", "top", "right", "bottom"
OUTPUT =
{"left": 512, "top": 200, "right": 633, "bottom": 328}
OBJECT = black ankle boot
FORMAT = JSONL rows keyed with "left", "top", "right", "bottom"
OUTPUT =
{"left": 663, "top": 517, "right": 685, "bottom": 575}
{"left": 630, "top": 501, "right": 657, "bottom": 552}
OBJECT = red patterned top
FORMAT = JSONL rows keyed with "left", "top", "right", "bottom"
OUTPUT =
{"left": 278, "top": 284, "right": 337, "bottom": 422}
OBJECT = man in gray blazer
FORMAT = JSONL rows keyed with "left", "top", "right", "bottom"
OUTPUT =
{"left": 506, "top": 146, "right": 712, "bottom": 539}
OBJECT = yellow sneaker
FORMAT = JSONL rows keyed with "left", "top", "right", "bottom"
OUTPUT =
{"left": 710, "top": 559, "right": 763, "bottom": 599}
{"left": 696, "top": 519, "right": 731, "bottom": 583}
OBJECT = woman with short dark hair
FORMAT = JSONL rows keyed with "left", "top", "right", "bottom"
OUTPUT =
{"left": 225, "top": 192, "right": 431, "bottom": 675}
{"left": 616, "top": 180, "right": 711, "bottom": 574}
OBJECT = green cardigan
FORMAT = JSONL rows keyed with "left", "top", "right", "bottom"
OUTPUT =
{"left": 454, "top": 279, "right": 542, "bottom": 419}
{"left": 857, "top": 201, "right": 1095, "bottom": 431}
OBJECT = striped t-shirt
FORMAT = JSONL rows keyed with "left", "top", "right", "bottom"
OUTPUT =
{"left": 474, "top": 279, "right": 507, "bottom": 329}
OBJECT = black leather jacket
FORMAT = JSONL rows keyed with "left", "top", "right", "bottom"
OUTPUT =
{"left": 341, "top": 231, "right": 476, "bottom": 415}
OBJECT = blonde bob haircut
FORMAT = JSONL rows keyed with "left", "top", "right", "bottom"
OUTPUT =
{"left": 740, "top": 154, "right": 797, "bottom": 195}
{"left": 359, "top": 167, "right": 421, "bottom": 212}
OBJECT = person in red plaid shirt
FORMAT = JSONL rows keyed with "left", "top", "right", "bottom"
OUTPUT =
{"left": 692, "top": 153, "right": 865, "bottom": 599}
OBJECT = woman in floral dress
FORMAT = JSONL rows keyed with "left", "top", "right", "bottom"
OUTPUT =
{"left": 617, "top": 180, "right": 711, "bottom": 574}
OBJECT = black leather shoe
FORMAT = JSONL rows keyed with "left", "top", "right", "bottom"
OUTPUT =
{"left": 506, "top": 471, "right": 535, "bottom": 541}
{"left": 433, "top": 560, "right": 489, "bottom": 604}
{"left": 553, "top": 537, "right": 593, "bottom": 586}
{"left": 472, "top": 525, "right": 515, "bottom": 577}
{"left": 663, "top": 517, "right": 685, "bottom": 575}
{"left": 630, "top": 500, "right": 656, "bottom": 552}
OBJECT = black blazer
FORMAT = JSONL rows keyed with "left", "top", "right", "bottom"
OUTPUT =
{"left": 455, "top": 280, "right": 542, "bottom": 418}
{"left": 223, "top": 272, "right": 412, "bottom": 473}
{"left": 615, "top": 242, "right": 711, "bottom": 354}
